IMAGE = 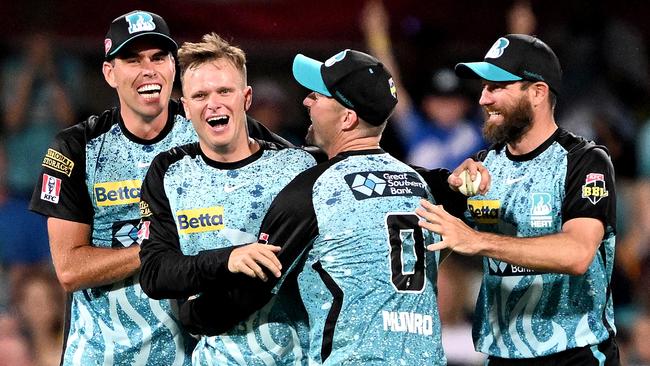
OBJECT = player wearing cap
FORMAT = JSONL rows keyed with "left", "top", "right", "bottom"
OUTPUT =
{"left": 178, "top": 49, "right": 453, "bottom": 365}
{"left": 28, "top": 10, "right": 286, "bottom": 366}
{"left": 416, "top": 34, "right": 620, "bottom": 365}
{"left": 137, "top": 32, "right": 317, "bottom": 365}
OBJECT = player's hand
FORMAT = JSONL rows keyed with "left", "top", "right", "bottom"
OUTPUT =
{"left": 415, "top": 199, "right": 481, "bottom": 255}
{"left": 448, "top": 158, "right": 491, "bottom": 195}
{"left": 228, "top": 243, "right": 282, "bottom": 281}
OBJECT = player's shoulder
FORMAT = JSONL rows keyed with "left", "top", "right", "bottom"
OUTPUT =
{"left": 259, "top": 140, "right": 319, "bottom": 163}
{"left": 47, "top": 108, "right": 118, "bottom": 157}
{"left": 557, "top": 128, "right": 612, "bottom": 164}
{"left": 151, "top": 142, "right": 200, "bottom": 169}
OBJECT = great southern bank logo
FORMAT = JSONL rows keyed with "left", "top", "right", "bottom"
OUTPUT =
{"left": 345, "top": 171, "right": 427, "bottom": 200}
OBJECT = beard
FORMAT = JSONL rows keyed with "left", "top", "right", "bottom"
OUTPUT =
{"left": 482, "top": 96, "right": 534, "bottom": 144}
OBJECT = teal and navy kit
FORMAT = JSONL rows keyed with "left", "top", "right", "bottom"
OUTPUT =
{"left": 467, "top": 128, "right": 617, "bottom": 360}
{"left": 138, "top": 141, "right": 317, "bottom": 365}
{"left": 181, "top": 149, "right": 449, "bottom": 365}
{"left": 28, "top": 100, "right": 285, "bottom": 365}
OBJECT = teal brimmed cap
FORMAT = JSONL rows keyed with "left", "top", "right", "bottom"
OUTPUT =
{"left": 104, "top": 10, "right": 178, "bottom": 61}
{"left": 455, "top": 34, "right": 562, "bottom": 95}
{"left": 292, "top": 49, "right": 398, "bottom": 126}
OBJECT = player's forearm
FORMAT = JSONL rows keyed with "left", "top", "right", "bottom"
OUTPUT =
{"left": 476, "top": 231, "right": 596, "bottom": 275}
{"left": 54, "top": 245, "right": 140, "bottom": 292}
{"left": 139, "top": 243, "right": 237, "bottom": 299}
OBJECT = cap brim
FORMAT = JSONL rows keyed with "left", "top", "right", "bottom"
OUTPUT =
{"left": 107, "top": 32, "right": 178, "bottom": 59}
{"left": 455, "top": 62, "right": 522, "bottom": 82}
{"left": 292, "top": 54, "right": 331, "bottom": 97}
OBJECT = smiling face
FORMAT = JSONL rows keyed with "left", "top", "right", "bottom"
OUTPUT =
{"left": 479, "top": 80, "right": 534, "bottom": 144}
{"left": 181, "top": 58, "right": 252, "bottom": 161}
{"left": 102, "top": 39, "right": 176, "bottom": 124}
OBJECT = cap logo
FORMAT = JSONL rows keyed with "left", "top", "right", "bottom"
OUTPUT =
{"left": 324, "top": 50, "right": 349, "bottom": 67}
{"left": 389, "top": 78, "right": 397, "bottom": 98}
{"left": 485, "top": 37, "right": 509, "bottom": 59}
{"left": 104, "top": 39, "right": 112, "bottom": 55}
{"left": 125, "top": 12, "right": 156, "bottom": 34}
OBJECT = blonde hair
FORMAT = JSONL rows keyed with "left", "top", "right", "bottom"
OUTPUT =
{"left": 177, "top": 32, "right": 247, "bottom": 85}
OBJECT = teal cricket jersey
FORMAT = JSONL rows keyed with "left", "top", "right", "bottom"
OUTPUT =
{"left": 467, "top": 128, "right": 617, "bottom": 359}
{"left": 139, "top": 141, "right": 317, "bottom": 365}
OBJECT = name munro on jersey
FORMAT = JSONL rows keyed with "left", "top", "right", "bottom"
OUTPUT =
{"left": 94, "top": 180, "right": 141, "bottom": 206}
{"left": 382, "top": 310, "right": 433, "bottom": 336}
{"left": 176, "top": 207, "right": 225, "bottom": 234}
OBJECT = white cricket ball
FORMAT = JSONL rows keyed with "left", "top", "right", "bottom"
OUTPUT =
{"left": 458, "top": 170, "right": 481, "bottom": 196}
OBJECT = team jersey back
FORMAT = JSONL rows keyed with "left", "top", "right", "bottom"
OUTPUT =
{"left": 261, "top": 150, "right": 445, "bottom": 365}
{"left": 30, "top": 104, "right": 197, "bottom": 365}
{"left": 146, "top": 142, "right": 316, "bottom": 365}
{"left": 467, "top": 129, "right": 617, "bottom": 358}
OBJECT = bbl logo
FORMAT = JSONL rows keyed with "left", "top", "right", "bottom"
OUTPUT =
{"left": 581, "top": 173, "right": 609, "bottom": 205}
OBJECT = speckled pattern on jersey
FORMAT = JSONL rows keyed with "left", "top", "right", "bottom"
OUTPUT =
{"left": 31, "top": 106, "right": 197, "bottom": 365}
{"left": 159, "top": 144, "right": 316, "bottom": 365}
{"left": 466, "top": 129, "right": 616, "bottom": 359}
{"left": 298, "top": 152, "right": 445, "bottom": 365}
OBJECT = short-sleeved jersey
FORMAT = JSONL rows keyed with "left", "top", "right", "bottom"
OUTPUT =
{"left": 467, "top": 128, "right": 617, "bottom": 359}
{"left": 138, "top": 141, "right": 317, "bottom": 365}
{"left": 28, "top": 101, "right": 197, "bottom": 365}
{"left": 255, "top": 149, "right": 445, "bottom": 365}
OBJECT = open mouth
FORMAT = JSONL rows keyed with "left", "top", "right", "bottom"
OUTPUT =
{"left": 207, "top": 115, "right": 229, "bottom": 127}
{"left": 137, "top": 84, "right": 162, "bottom": 99}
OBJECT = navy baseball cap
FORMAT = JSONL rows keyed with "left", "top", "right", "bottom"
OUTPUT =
{"left": 455, "top": 34, "right": 562, "bottom": 95}
{"left": 292, "top": 49, "right": 398, "bottom": 126}
{"left": 104, "top": 10, "right": 178, "bottom": 61}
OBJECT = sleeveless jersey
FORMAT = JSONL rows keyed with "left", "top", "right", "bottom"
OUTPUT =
{"left": 467, "top": 128, "right": 617, "bottom": 358}
{"left": 29, "top": 101, "right": 197, "bottom": 365}
{"left": 139, "top": 141, "right": 316, "bottom": 365}
{"left": 257, "top": 149, "right": 446, "bottom": 365}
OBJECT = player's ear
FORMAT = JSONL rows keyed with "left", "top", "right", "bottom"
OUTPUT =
{"left": 341, "top": 108, "right": 359, "bottom": 131}
{"left": 530, "top": 82, "right": 549, "bottom": 108}
{"left": 180, "top": 97, "right": 192, "bottom": 120}
{"left": 244, "top": 86, "right": 252, "bottom": 111}
{"left": 102, "top": 61, "right": 118, "bottom": 88}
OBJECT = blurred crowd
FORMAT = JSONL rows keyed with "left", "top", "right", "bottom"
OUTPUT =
{"left": 1, "top": 1, "right": 650, "bottom": 365}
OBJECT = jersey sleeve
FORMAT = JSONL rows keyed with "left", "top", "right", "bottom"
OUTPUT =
{"left": 138, "top": 152, "right": 236, "bottom": 300}
{"left": 412, "top": 166, "right": 468, "bottom": 219}
{"left": 562, "top": 146, "right": 616, "bottom": 232}
{"left": 28, "top": 123, "right": 94, "bottom": 224}
{"left": 179, "top": 163, "right": 326, "bottom": 335}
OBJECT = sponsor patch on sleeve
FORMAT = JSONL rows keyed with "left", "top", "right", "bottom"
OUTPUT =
{"left": 581, "top": 173, "right": 609, "bottom": 205}
{"left": 40, "top": 173, "right": 62, "bottom": 203}
{"left": 258, "top": 232, "right": 270, "bottom": 244}
{"left": 139, "top": 200, "right": 152, "bottom": 217}
{"left": 42, "top": 149, "right": 74, "bottom": 176}
{"left": 344, "top": 171, "right": 428, "bottom": 200}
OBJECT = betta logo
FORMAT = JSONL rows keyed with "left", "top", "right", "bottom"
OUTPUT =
{"left": 467, "top": 200, "right": 500, "bottom": 224}
{"left": 176, "top": 206, "right": 225, "bottom": 234}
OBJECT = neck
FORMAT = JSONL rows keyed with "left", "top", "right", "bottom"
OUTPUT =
{"left": 325, "top": 135, "right": 381, "bottom": 158}
{"left": 202, "top": 137, "right": 260, "bottom": 163}
{"left": 120, "top": 108, "right": 169, "bottom": 140}
{"left": 507, "top": 116, "right": 558, "bottom": 155}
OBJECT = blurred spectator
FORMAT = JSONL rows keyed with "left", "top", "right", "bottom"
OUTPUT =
{"left": 11, "top": 269, "right": 64, "bottom": 366}
{"left": 0, "top": 142, "right": 51, "bottom": 302}
{"left": 248, "top": 77, "right": 304, "bottom": 145}
{"left": 1, "top": 32, "right": 81, "bottom": 197}
{"left": 0, "top": 312, "right": 35, "bottom": 366}
{"left": 361, "top": 0, "right": 485, "bottom": 170}
{"left": 638, "top": 119, "right": 650, "bottom": 178}
{"left": 437, "top": 255, "right": 485, "bottom": 366}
